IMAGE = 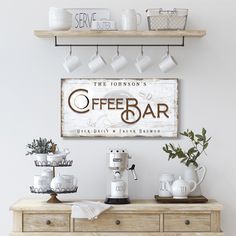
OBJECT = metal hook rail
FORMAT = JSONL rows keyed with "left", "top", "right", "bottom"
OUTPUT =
{"left": 54, "top": 36, "right": 185, "bottom": 48}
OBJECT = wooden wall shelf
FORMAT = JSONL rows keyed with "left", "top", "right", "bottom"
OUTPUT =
{"left": 34, "top": 30, "right": 206, "bottom": 38}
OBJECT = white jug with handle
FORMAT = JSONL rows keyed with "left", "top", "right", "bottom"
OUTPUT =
{"left": 121, "top": 9, "right": 142, "bottom": 31}
{"left": 184, "top": 164, "right": 207, "bottom": 196}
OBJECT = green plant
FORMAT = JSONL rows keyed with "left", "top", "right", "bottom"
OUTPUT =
{"left": 163, "top": 128, "right": 211, "bottom": 167}
{"left": 26, "top": 138, "right": 56, "bottom": 155}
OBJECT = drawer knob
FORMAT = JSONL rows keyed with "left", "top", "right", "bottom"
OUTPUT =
{"left": 46, "top": 220, "right": 51, "bottom": 225}
{"left": 115, "top": 220, "right": 121, "bottom": 225}
{"left": 185, "top": 220, "right": 190, "bottom": 225}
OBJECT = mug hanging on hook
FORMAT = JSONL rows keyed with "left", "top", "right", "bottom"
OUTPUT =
{"left": 88, "top": 45, "right": 107, "bottom": 73}
{"left": 159, "top": 45, "right": 178, "bottom": 73}
{"left": 63, "top": 45, "right": 80, "bottom": 73}
{"left": 111, "top": 45, "right": 128, "bottom": 72}
{"left": 135, "top": 45, "right": 153, "bottom": 74}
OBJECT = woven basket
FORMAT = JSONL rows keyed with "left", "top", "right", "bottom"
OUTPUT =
{"left": 146, "top": 8, "right": 188, "bottom": 31}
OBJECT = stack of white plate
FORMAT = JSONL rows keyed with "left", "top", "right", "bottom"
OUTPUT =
{"left": 49, "top": 7, "right": 72, "bottom": 31}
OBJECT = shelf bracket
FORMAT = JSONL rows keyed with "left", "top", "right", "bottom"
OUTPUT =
{"left": 54, "top": 36, "right": 185, "bottom": 48}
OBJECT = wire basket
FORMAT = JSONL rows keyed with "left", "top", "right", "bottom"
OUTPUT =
{"left": 146, "top": 8, "right": 188, "bottom": 31}
{"left": 34, "top": 159, "right": 73, "bottom": 167}
{"left": 30, "top": 186, "right": 78, "bottom": 194}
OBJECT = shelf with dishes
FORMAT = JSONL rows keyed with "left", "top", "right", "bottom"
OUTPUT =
{"left": 34, "top": 30, "right": 206, "bottom": 38}
{"left": 34, "top": 7, "right": 206, "bottom": 74}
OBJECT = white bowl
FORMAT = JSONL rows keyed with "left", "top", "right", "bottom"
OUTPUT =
{"left": 49, "top": 20, "right": 72, "bottom": 31}
{"left": 49, "top": 7, "right": 67, "bottom": 13}
{"left": 47, "top": 154, "right": 63, "bottom": 164}
{"left": 49, "top": 8, "right": 72, "bottom": 31}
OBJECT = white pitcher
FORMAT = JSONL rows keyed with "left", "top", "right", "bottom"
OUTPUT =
{"left": 121, "top": 9, "right": 142, "bottom": 31}
{"left": 184, "top": 164, "right": 207, "bottom": 196}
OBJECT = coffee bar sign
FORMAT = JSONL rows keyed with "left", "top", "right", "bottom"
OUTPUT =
{"left": 61, "top": 78, "right": 178, "bottom": 137}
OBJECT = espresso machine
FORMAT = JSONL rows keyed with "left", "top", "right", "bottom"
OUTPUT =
{"left": 104, "top": 149, "right": 137, "bottom": 204}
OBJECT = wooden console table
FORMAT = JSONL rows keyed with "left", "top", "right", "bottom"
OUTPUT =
{"left": 10, "top": 198, "right": 224, "bottom": 236}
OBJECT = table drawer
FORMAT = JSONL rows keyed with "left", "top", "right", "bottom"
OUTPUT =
{"left": 75, "top": 213, "right": 160, "bottom": 232}
{"left": 164, "top": 213, "right": 211, "bottom": 232}
{"left": 23, "top": 213, "right": 70, "bottom": 232}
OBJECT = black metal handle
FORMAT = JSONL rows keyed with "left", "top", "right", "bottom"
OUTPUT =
{"left": 46, "top": 220, "right": 51, "bottom": 225}
{"left": 185, "top": 220, "right": 190, "bottom": 225}
{"left": 115, "top": 220, "right": 121, "bottom": 225}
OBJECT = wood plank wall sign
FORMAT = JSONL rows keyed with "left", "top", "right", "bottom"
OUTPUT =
{"left": 61, "top": 78, "right": 178, "bottom": 137}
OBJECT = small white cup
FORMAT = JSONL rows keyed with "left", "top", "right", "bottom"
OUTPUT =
{"left": 135, "top": 55, "right": 152, "bottom": 73}
{"left": 111, "top": 54, "right": 128, "bottom": 72}
{"left": 88, "top": 53, "right": 106, "bottom": 73}
{"left": 41, "top": 169, "right": 53, "bottom": 183}
{"left": 34, "top": 175, "right": 50, "bottom": 191}
{"left": 111, "top": 180, "right": 126, "bottom": 198}
{"left": 159, "top": 53, "right": 177, "bottom": 73}
{"left": 62, "top": 175, "right": 77, "bottom": 189}
{"left": 159, "top": 173, "right": 175, "bottom": 197}
{"left": 63, "top": 55, "right": 80, "bottom": 73}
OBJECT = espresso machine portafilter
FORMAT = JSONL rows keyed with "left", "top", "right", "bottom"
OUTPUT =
{"left": 104, "top": 149, "right": 137, "bottom": 204}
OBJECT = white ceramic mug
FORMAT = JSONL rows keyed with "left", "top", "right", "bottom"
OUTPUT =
{"left": 34, "top": 175, "right": 50, "bottom": 191}
{"left": 111, "top": 180, "right": 126, "bottom": 198}
{"left": 121, "top": 9, "right": 142, "bottom": 31}
{"left": 63, "top": 55, "right": 80, "bottom": 73}
{"left": 159, "top": 53, "right": 177, "bottom": 73}
{"left": 34, "top": 154, "right": 47, "bottom": 163}
{"left": 159, "top": 173, "right": 175, "bottom": 197}
{"left": 62, "top": 175, "right": 77, "bottom": 189}
{"left": 111, "top": 54, "right": 128, "bottom": 72}
{"left": 41, "top": 169, "right": 53, "bottom": 183}
{"left": 88, "top": 53, "right": 106, "bottom": 72}
{"left": 135, "top": 55, "right": 152, "bottom": 73}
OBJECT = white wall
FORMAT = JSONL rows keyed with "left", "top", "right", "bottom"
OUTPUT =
{"left": 1, "top": 0, "right": 235, "bottom": 235}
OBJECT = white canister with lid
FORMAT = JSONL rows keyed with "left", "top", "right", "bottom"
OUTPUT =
{"left": 50, "top": 175, "right": 67, "bottom": 191}
{"left": 34, "top": 175, "right": 50, "bottom": 191}
{"left": 159, "top": 173, "right": 175, "bottom": 197}
{"left": 41, "top": 169, "right": 53, "bottom": 183}
{"left": 49, "top": 7, "right": 72, "bottom": 30}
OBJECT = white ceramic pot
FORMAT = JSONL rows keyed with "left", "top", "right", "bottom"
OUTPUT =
{"left": 34, "top": 175, "right": 50, "bottom": 191}
{"left": 184, "top": 164, "right": 207, "bottom": 196}
{"left": 50, "top": 175, "right": 67, "bottom": 191}
{"left": 111, "top": 180, "right": 126, "bottom": 198}
{"left": 49, "top": 8, "right": 72, "bottom": 30}
{"left": 41, "top": 169, "right": 53, "bottom": 183}
{"left": 47, "top": 154, "right": 63, "bottom": 165}
{"left": 34, "top": 154, "right": 47, "bottom": 163}
{"left": 166, "top": 176, "right": 197, "bottom": 199}
{"left": 159, "top": 173, "right": 175, "bottom": 197}
{"left": 62, "top": 175, "right": 77, "bottom": 189}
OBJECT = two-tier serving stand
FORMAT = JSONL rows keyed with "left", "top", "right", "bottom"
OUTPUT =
{"left": 30, "top": 159, "right": 78, "bottom": 203}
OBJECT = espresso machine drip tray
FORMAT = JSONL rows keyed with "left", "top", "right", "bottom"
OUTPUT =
{"left": 104, "top": 197, "right": 130, "bottom": 204}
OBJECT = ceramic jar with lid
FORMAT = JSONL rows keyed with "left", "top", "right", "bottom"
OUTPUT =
{"left": 49, "top": 7, "right": 72, "bottom": 30}
{"left": 166, "top": 176, "right": 197, "bottom": 199}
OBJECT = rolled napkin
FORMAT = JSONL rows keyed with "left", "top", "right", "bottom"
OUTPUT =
{"left": 71, "top": 201, "right": 112, "bottom": 220}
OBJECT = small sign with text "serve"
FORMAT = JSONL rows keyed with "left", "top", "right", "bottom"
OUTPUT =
{"left": 67, "top": 8, "right": 111, "bottom": 30}
{"left": 61, "top": 78, "right": 178, "bottom": 137}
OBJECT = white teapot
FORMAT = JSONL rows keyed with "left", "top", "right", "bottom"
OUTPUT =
{"left": 50, "top": 175, "right": 67, "bottom": 191}
{"left": 166, "top": 176, "right": 197, "bottom": 199}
